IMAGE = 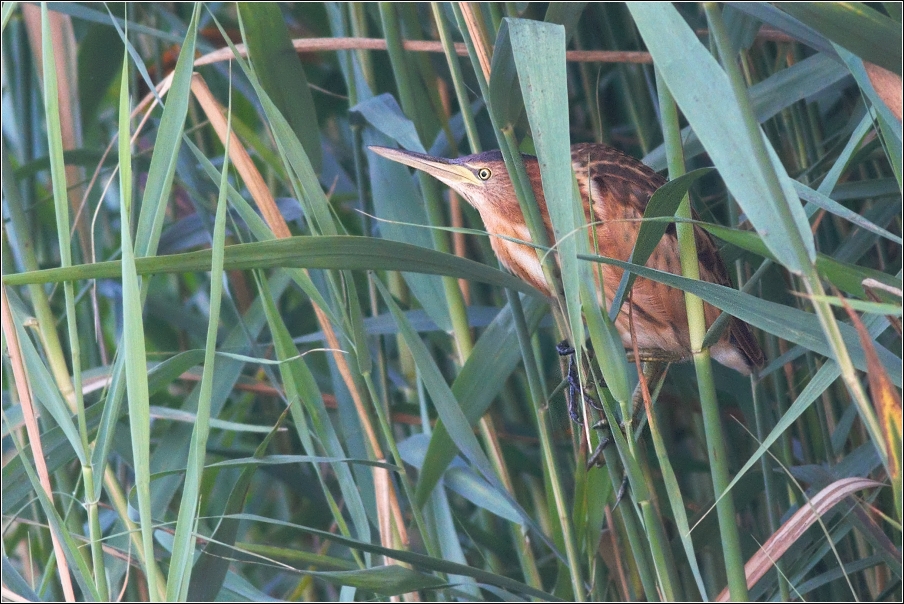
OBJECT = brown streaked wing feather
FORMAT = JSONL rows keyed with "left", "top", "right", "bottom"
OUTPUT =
{"left": 573, "top": 143, "right": 666, "bottom": 217}
{"left": 571, "top": 142, "right": 764, "bottom": 369}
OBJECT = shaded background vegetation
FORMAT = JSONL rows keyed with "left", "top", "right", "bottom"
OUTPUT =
{"left": 1, "top": 2, "right": 901, "bottom": 601}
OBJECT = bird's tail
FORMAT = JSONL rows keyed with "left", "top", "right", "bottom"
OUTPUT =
{"left": 730, "top": 318, "right": 765, "bottom": 373}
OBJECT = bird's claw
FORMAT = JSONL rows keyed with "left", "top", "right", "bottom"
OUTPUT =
{"left": 555, "top": 341, "right": 576, "bottom": 357}
{"left": 586, "top": 416, "right": 633, "bottom": 469}
{"left": 613, "top": 475, "right": 629, "bottom": 510}
{"left": 587, "top": 433, "right": 611, "bottom": 468}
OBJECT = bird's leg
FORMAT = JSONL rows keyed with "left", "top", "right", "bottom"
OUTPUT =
{"left": 556, "top": 340, "right": 604, "bottom": 425}
{"left": 556, "top": 341, "right": 581, "bottom": 424}
{"left": 556, "top": 342, "right": 672, "bottom": 468}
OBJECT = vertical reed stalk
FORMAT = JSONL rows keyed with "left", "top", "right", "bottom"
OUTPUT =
{"left": 655, "top": 62, "right": 749, "bottom": 599}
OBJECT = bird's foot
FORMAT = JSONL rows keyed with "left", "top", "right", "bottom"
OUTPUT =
{"left": 613, "top": 474, "right": 629, "bottom": 510}
{"left": 585, "top": 426, "right": 630, "bottom": 508}
{"left": 554, "top": 340, "right": 575, "bottom": 357}
{"left": 586, "top": 360, "right": 671, "bottom": 470}
{"left": 586, "top": 416, "right": 635, "bottom": 469}
{"left": 586, "top": 427, "right": 611, "bottom": 469}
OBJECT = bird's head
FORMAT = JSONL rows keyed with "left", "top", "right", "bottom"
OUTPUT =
{"left": 368, "top": 146, "right": 518, "bottom": 213}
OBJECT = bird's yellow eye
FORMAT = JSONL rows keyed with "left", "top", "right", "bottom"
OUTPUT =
{"left": 477, "top": 167, "right": 492, "bottom": 180}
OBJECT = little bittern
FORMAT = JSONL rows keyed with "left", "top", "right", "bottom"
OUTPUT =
{"left": 368, "top": 143, "right": 764, "bottom": 378}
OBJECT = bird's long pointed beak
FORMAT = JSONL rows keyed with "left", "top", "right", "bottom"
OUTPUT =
{"left": 368, "top": 145, "right": 481, "bottom": 188}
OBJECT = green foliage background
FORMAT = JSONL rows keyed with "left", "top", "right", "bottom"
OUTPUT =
{"left": 1, "top": 2, "right": 901, "bottom": 601}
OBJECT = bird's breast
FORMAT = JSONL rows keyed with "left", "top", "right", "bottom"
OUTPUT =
{"left": 481, "top": 215, "right": 552, "bottom": 296}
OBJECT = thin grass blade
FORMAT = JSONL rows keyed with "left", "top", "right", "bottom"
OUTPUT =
{"left": 186, "top": 411, "right": 291, "bottom": 601}
{"left": 167, "top": 72, "right": 233, "bottom": 600}
{"left": 117, "top": 35, "right": 160, "bottom": 598}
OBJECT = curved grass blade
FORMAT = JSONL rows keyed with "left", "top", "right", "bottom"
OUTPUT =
{"left": 701, "top": 287, "right": 896, "bottom": 511}
{"left": 3, "top": 237, "right": 541, "bottom": 297}
{"left": 224, "top": 513, "right": 559, "bottom": 601}
{"left": 714, "top": 478, "right": 884, "bottom": 601}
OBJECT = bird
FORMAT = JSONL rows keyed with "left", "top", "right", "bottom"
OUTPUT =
{"left": 368, "top": 142, "right": 764, "bottom": 390}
